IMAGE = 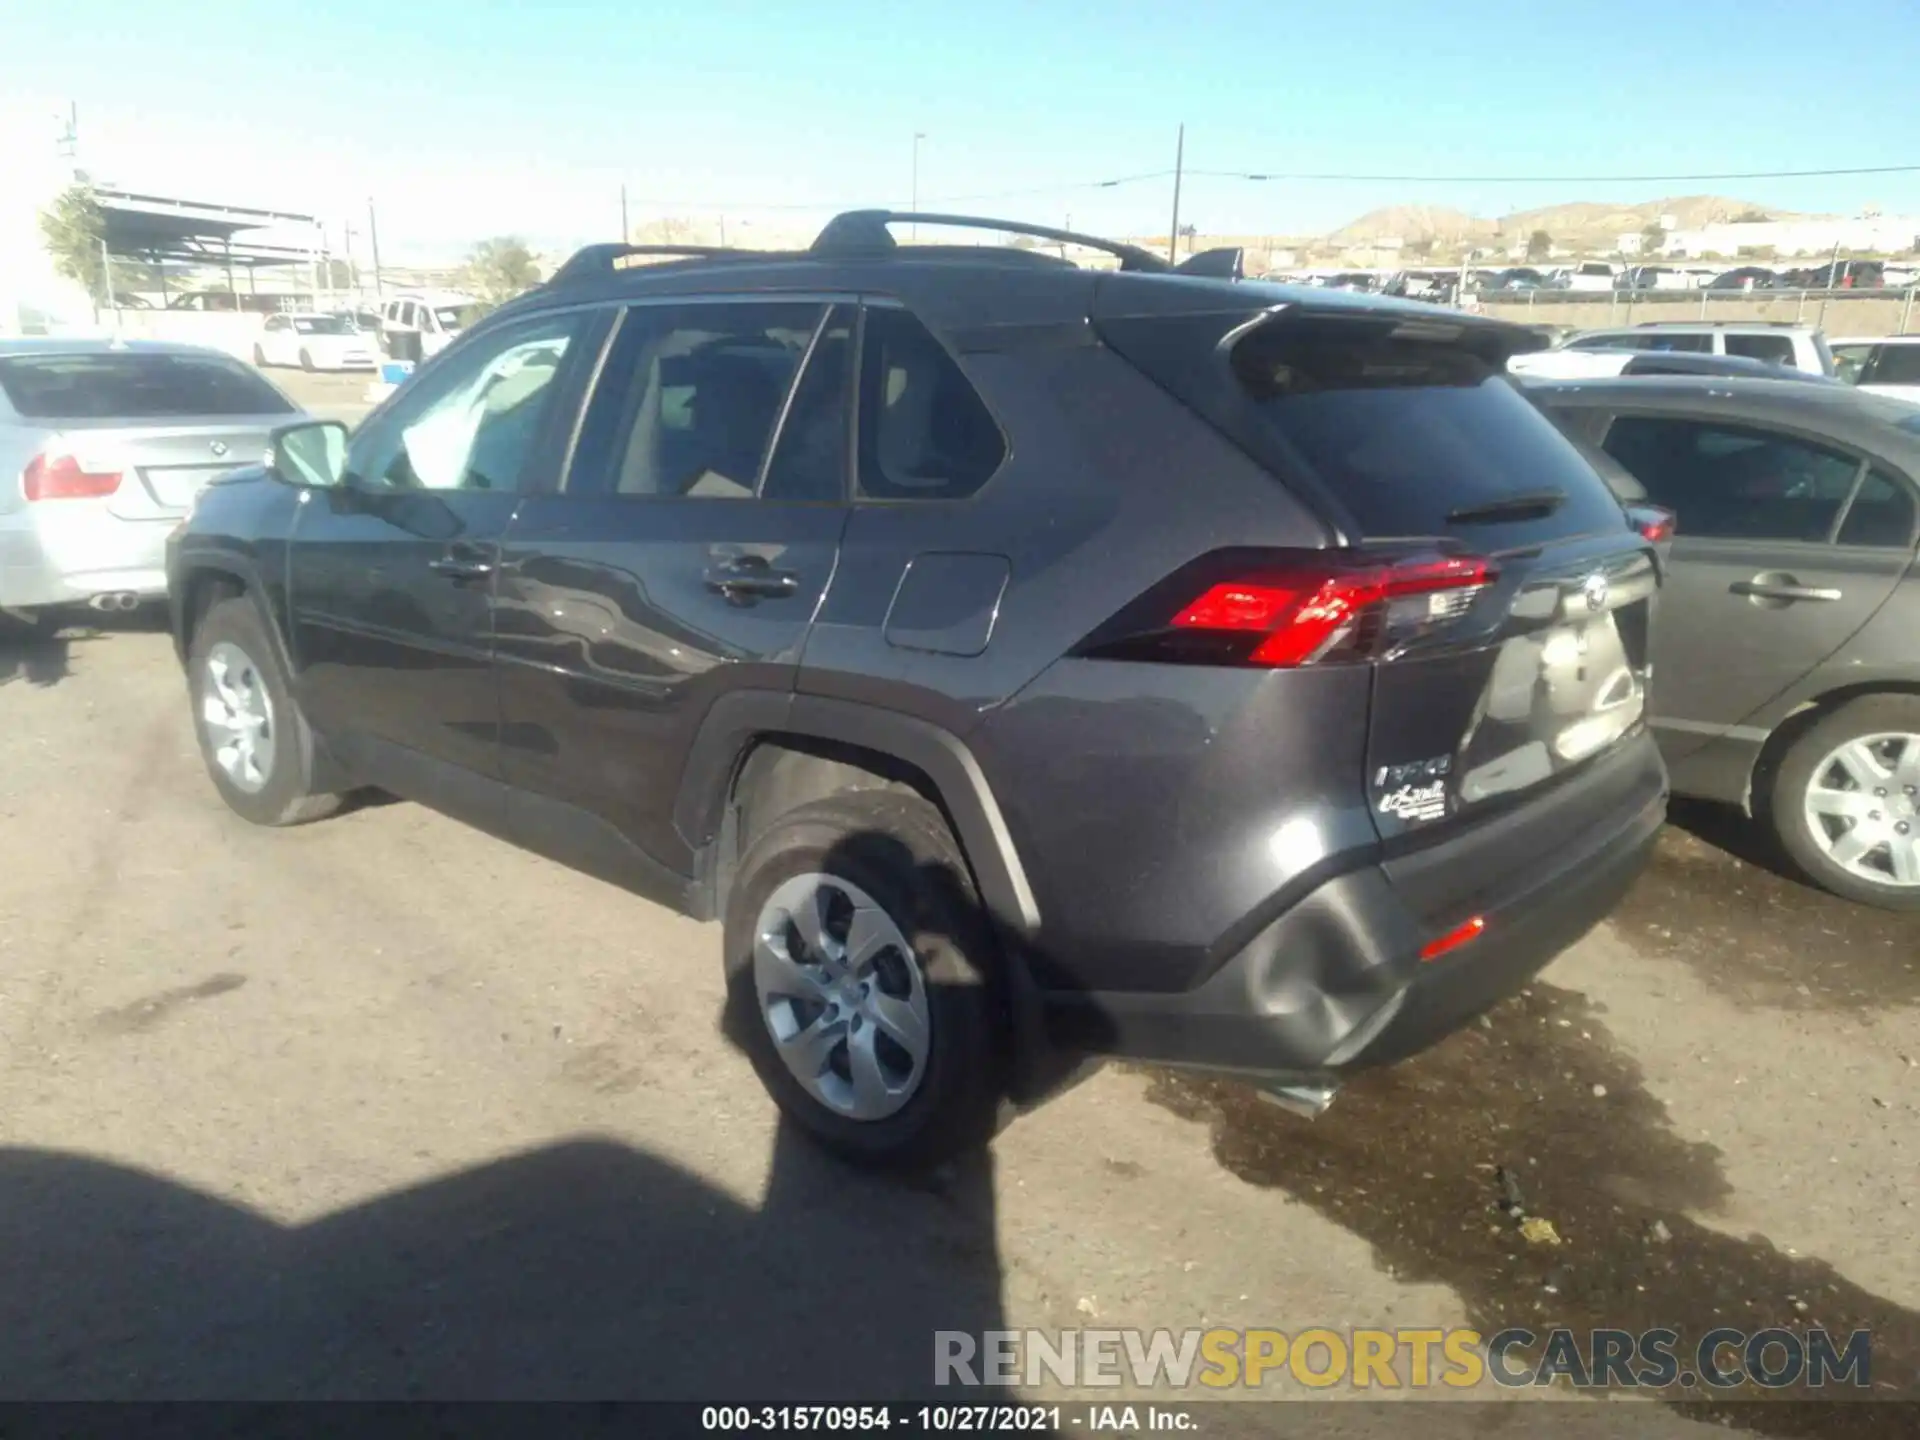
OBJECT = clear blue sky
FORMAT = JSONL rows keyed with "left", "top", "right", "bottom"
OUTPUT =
{"left": 4, "top": 0, "right": 1918, "bottom": 260}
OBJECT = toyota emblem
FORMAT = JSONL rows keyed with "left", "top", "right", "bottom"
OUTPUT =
{"left": 209, "top": 440, "right": 229, "bottom": 457}
{"left": 1582, "top": 572, "right": 1610, "bottom": 614}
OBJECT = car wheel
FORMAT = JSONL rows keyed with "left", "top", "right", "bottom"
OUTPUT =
{"left": 253, "top": 344, "right": 268, "bottom": 367}
{"left": 299, "top": 349, "right": 314, "bottom": 372}
{"left": 190, "top": 597, "right": 340, "bottom": 827}
{"left": 1771, "top": 695, "right": 1920, "bottom": 910}
{"left": 722, "top": 790, "right": 1006, "bottom": 1169}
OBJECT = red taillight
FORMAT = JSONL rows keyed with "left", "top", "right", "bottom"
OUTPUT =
{"left": 1626, "top": 504, "right": 1675, "bottom": 544}
{"left": 23, "top": 451, "right": 122, "bottom": 502}
{"left": 1155, "top": 553, "right": 1493, "bottom": 668}
{"left": 1420, "top": 914, "right": 1486, "bottom": 961}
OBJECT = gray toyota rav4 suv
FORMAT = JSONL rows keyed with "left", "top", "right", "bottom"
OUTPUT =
{"left": 166, "top": 212, "right": 1667, "bottom": 1167}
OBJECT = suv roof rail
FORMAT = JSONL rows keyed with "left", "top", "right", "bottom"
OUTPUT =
{"left": 811, "top": 210, "right": 1172, "bottom": 272}
{"left": 547, "top": 241, "right": 760, "bottom": 287}
{"left": 1634, "top": 319, "right": 1803, "bottom": 329}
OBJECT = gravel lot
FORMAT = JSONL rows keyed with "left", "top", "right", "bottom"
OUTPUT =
{"left": 0, "top": 369, "right": 1913, "bottom": 1433}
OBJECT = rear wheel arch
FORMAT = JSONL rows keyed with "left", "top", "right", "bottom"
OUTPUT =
{"left": 1746, "top": 680, "right": 1920, "bottom": 812}
{"left": 677, "top": 693, "right": 1040, "bottom": 943}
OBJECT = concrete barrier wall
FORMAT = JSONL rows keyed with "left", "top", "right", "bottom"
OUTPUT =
{"left": 1477, "top": 292, "right": 1918, "bottom": 339}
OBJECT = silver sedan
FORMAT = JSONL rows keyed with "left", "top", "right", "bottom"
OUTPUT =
{"left": 0, "top": 339, "right": 303, "bottom": 621}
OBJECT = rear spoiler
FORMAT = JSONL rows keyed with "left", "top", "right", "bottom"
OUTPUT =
{"left": 1175, "top": 247, "right": 1245, "bottom": 280}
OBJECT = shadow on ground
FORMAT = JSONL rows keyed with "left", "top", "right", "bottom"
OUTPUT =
{"left": 0, "top": 1128, "right": 1006, "bottom": 1402}
{"left": 1610, "top": 800, "right": 1920, "bottom": 1010}
{"left": 1146, "top": 983, "right": 1919, "bottom": 1437}
{"left": 1, "top": 607, "right": 171, "bottom": 691}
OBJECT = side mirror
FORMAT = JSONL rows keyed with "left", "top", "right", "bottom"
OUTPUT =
{"left": 270, "top": 419, "right": 350, "bottom": 489}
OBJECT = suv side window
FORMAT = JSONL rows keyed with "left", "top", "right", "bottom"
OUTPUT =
{"left": 1867, "top": 345, "right": 1920, "bottom": 385}
{"left": 345, "top": 310, "right": 590, "bottom": 493}
{"left": 568, "top": 301, "right": 823, "bottom": 499}
{"left": 1724, "top": 333, "right": 1797, "bottom": 366}
{"left": 855, "top": 307, "right": 1006, "bottom": 501}
{"left": 1831, "top": 344, "right": 1875, "bottom": 384}
{"left": 1600, "top": 416, "right": 1863, "bottom": 541}
{"left": 1639, "top": 332, "right": 1712, "bottom": 353}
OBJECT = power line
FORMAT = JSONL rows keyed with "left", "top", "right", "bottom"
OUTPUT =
{"left": 1189, "top": 163, "right": 1920, "bottom": 184}
{"left": 611, "top": 158, "right": 1920, "bottom": 225}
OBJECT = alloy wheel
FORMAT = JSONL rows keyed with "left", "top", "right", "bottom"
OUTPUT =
{"left": 752, "top": 872, "right": 931, "bottom": 1120}
{"left": 1802, "top": 732, "right": 1920, "bottom": 888}
{"left": 200, "top": 641, "right": 277, "bottom": 793}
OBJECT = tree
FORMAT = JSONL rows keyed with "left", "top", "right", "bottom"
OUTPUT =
{"left": 461, "top": 236, "right": 541, "bottom": 304}
{"left": 1406, "top": 237, "right": 1434, "bottom": 260}
{"left": 1732, "top": 208, "right": 1771, "bottom": 223}
{"left": 1526, "top": 229, "right": 1553, "bottom": 261}
{"left": 39, "top": 184, "right": 113, "bottom": 305}
{"left": 1640, "top": 223, "right": 1666, "bottom": 253}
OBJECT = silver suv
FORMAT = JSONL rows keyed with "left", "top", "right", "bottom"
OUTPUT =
{"left": 1547, "top": 322, "right": 1834, "bottom": 376}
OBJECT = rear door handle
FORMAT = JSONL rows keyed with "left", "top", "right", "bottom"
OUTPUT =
{"left": 1730, "top": 578, "right": 1842, "bottom": 603}
{"left": 705, "top": 560, "right": 798, "bottom": 600}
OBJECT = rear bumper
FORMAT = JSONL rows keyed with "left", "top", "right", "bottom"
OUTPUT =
{"left": 1040, "top": 733, "right": 1666, "bottom": 1079}
{"left": 0, "top": 511, "right": 172, "bottom": 609}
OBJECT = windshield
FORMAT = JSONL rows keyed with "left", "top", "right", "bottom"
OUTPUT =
{"left": 292, "top": 316, "right": 352, "bottom": 335}
{"left": 0, "top": 351, "right": 296, "bottom": 419}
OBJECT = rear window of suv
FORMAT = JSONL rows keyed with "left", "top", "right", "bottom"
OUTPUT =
{"left": 0, "top": 351, "right": 295, "bottom": 420}
{"left": 1227, "top": 316, "right": 1627, "bottom": 540}
{"left": 1724, "top": 333, "right": 1797, "bottom": 366}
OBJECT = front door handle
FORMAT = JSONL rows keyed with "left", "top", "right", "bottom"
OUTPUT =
{"left": 429, "top": 553, "right": 496, "bottom": 582}
{"left": 1730, "top": 577, "right": 1842, "bottom": 604}
{"left": 705, "top": 558, "right": 798, "bottom": 601}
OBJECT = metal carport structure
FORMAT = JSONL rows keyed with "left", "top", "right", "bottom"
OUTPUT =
{"left": 95, "top": 189, "right": 328, "bottom": 308}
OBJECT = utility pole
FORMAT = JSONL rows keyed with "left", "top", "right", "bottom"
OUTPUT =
{"left": 367, "top": 198, "right": 385, "bottom": 302}
{"left": 911, "top": 132, "right": 926, "bottom": 240}
{"left": 621, "top": 184, "right": 629, "bottom": 242}
{"left": 1168, "top": 123, "right": 1185, "bottom": 264}
{"left": 99, "top": 235, "right": 116, "bottom": 316}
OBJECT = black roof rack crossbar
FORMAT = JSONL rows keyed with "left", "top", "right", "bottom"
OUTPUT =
{"left": 812, "top": 210, "right": 1171, "bottom": 272}
{"left": 548, "top": 242, "right": 754, "bottom": 286}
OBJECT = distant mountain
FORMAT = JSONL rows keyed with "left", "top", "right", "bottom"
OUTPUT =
{"left": 1330, "top": 205, "right": 1495, "bottom": 244}
{"left": 1329, "top": 195, "right": 1812, "bottom": 247}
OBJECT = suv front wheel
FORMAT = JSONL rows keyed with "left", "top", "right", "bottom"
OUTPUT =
{"left": 189, "top": 597, "right": 341, "bottom": 827}
{"left": 722, "top": 791, "right": 1006, "bottom": 1168}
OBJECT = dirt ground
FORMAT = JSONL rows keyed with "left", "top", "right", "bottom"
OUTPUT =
{"left": 0, "top": 371, "right": 1914, "bottom": 1432}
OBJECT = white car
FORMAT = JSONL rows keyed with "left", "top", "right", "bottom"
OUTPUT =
{"left": 1510, "top": 323, "right": 1832, "bottom": 379}
{"left": 1564, "top": 261, "right": 1622, "bottom": 293}
{"left": 1830, "top": 336, "right": 1920, "bottom": 406}
{"left": 253, "top": 313, "right": 376, "bottom": 372}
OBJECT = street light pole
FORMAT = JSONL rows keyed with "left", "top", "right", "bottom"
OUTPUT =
{"left": 367, "top": 198, "right": 384, "bottom": 302}
{"left": 911, "top": 132, "right": 926, "bottom": 241}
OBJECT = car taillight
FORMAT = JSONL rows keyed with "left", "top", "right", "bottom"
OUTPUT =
{"left": 1625, "top": 504, "right": 1675, "bottom": 544}
{"left": 1076, "top": 549, "right": 1496, "bottom": 668}
{"left": 23, "top": 451, "right": 122, "bottom": 502}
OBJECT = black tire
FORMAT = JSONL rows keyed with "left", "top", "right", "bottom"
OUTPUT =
{"left": 1770, "top": 695, "right": 1920, "bottom": 910}
{"left": 722, "top": 790, "right": 1006, "bottom": 1169}
{"left": 299, "top": 349, "right": 314, "bottom": 372}
{"left": 252, "top": 343, "right": 268, "bottom": 367}
{"left": 188, "top": 597, "right": 340, "bottom": 827}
